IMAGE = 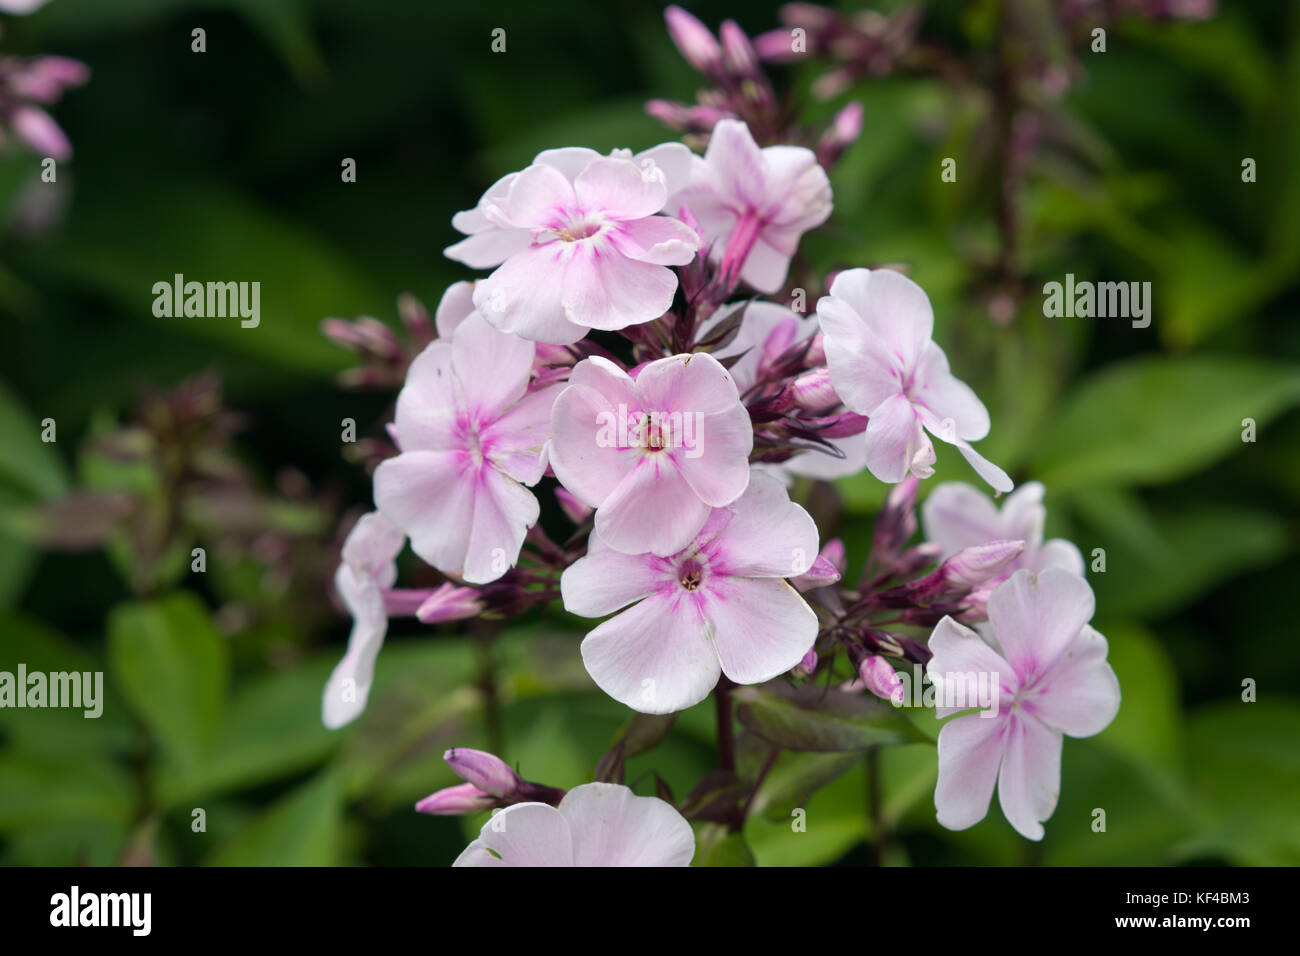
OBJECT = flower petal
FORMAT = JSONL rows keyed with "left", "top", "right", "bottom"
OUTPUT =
{"left": 580, "top": 592, "right": 720, "bottom": 714}
{"left": 826, "top": 267, "right": 933, "bottom": 372}
{"left": 861, "top": 391, "right": 923, "bottom": 484}
{"left": 549, "top": 380, "right": 640, "bottom": 507}
{"left": 996, "top": 713, "right": 1062, "bottom": 841}
{"left": 322, "top": 566, "right": 388, "bottom": 729}
{"left": 911, "top": 342, "right": 990, "bottom": 441}
{"left": 634, "top": 352, "right": 743, "bottom": 417}
{"left": 673, "top": 404, "right": 753, "bottom": 507}
{"left": 609, "top": 215, "right": 700, "bottom": 266}
{"left": 562, "top": 238, "right": 679, "bottom": 332}
{"left": 485, "top": 385, "right": 560, "bottom": 486}
{"left": 926, "top": 616, "right": 1017, "bottom": 718}
{"left": 1028, "top": 624, "right": 1120, "bottom": 738}
{"left": 461, "top": 466, "right": 539, "bottom": 584}
{"left": 702, "top": 576, "right": 817, "bottom": 685}
{"left": 561, "top": 534, "right": 667, "bottom": 617}
{"left": 594, "top": 455, "right": 712, "bottom": 556}
{"left": 500, "top": 163, "right": 576, "bottom": 228}
{"left": 373, "top": 450, "right": 473, "bottom": 575}
{"left": 475, "top": 243, "right": 588, "bottom": 345}
{"left": 934, "top": 713, "right": 1006, "bottom": 832}
{"left": 921, "top": 482, "right": 1005, "bottom": 558}
{"left": 453, "top": 802, "right": 575, "bottom": 867}
{"left": 710, "top": 472, "right": 818, "bottom": 578}
{"left": 451, "top": 313, "right": 533, "bottom": 420}
{"left": 574, "top": 156, "right": 668, "bottom": 220}
{"left": 392, "top": 342, "right": 459, "bottom": 452}
{"left": 443, "top": 227, "right": 532, "bottom": 270}
{"left": 986, "top": 568, "right": 1096, "bottom": 685}
{"left": 559, "top": 783, "right": 695, "bottom": 866}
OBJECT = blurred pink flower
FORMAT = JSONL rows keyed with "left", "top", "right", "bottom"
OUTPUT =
{"left": 0, "top": 55, "right": 88, "bottom": 160}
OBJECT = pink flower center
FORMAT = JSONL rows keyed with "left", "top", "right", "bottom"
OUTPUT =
{"left": 676, "top": 557, "right": 706, "bottom": 592}
{"left": 554, "top": 217, "right": 603, "bottom": 242}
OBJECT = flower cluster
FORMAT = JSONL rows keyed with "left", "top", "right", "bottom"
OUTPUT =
{"left": 319, "top": 6, "right": 1120, "bottom": 865}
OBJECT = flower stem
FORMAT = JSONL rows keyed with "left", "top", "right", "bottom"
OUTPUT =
{"left": 714, "top": 677, "right": 735, "bottom": 772}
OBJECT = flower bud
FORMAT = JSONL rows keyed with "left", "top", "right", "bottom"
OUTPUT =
{"left": 416, "top": 583, "right": 483, "bottom": 624}
{"left": 665, "top": 6, "right": 723, "bottom": 77}
{"left": 859, "top": 654, "right": 904, "bottom": 705}
{"left": 790, "top": 366, "right": 840, "bottom": 410}
{"left": 444, "top": 747, "right": 519, "bottom": 798}
{"left": 415, "top": 782, "right": 496, "bottom": 815}
{"left": 794, "top": 649, "right": 818, "bottom": 677}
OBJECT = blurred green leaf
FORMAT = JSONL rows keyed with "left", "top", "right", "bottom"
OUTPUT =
{"left": 207, "top": 770, "right": 343, "bottom": 866}
{"left": 0, "top": 750, "right": 133, "bottom": 830}
{"left": 693, "top": 822, "right": 755, "bottom": 867}
{"left": 107, "top": 592, "right": 228, "bottom": 771}
{"left": 1033, "top": 356, "right": 1300, "bottom": 492}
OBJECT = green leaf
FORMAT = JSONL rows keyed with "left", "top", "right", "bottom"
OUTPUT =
{"left": 0, "top": 750, "right": 133, "bottom": 830}
{"left": 107, "top": 592, "right": 228, "bottom": 771}
{"left": 207, "top": 771, "right": 343, "bottom": 866}
{"left": 734, "top": 682, "right": 931, "bottom": 753}
{"left": 1033, "top": 356, "right": 1300, "bottom": 492}
{"left": 692, "top": 823, "right": 756, "bottom": 867}
{"left": 749, "top": 751, "right": 861, "bottom": 822}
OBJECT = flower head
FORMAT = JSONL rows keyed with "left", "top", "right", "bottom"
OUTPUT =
{"left": 672, "top": 118, "right": 831, "bottom": 293}
{"left": 561, "top": 472, "right": 819, "bottom": 713}
{"left": 322, "top": 512, "right": 406, "bottom": 729}
{"left": 374, "top": 310, "right": 558, "bottom": 583}
{"left": 817, "top": 268, "right": 1012, "bottom": 492}
{"left": 549, "top": 351, "right": 753, "bottom": 556}
{"left": 453, "top": 782, "right": 695, "bottom": 867}
{"left": 927, "top": 569, "right": 1120, "bottom": 840}
{"left": 445, "top": 148, "right": 701, "bottom": 344}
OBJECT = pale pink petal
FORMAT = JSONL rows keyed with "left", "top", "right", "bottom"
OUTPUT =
{"left": 595, "top": 455, "right": 712, "bottom": 556}
{"left": 533, "top": 146, "right": 602, "bottom": 180}
{"left": 392, "top": 342, "right": 459, "bottom": 452}
{"left": 453, "top": 803, "right": 575, "bottom": 866}
{"left": 451, "top": 313, "right": 533, "bottom": 419}
{"left": 450, "top": 171, "right": 518, "bottom": 233}
{"left": 565, "top": 244, "right": 679, "bottom": 332}
{"left": 762, "top": 152, "right": 832, "bottom": 229}
{"left": 560, "top": 783, "right": 695, "bottom": 866}
{"left": 926, "top": 616, "right": 1018, "bottom": 718}
{"left": 635, "top": 142, "right": 695, "bottom": 197}
{"left": 11, "top": 106, "right": 70, "bottom": 160}
{"left": 574, "top": 156, "right": 667, "bottom": 221}
{"left": 560, "top": 535, "right": 666, "bottom": 617}
{"left": 952, "top": 438, "right": 1014, "bottom": 495}
{"left": 443, "top": 227, "right": 532, "bottom": 269}
{"left": 702, "top": 119, "right": 766, "bottom": 210}
{"left": 739, "top": 232, "right": 795, "bottom": 293}
{"left": 826, "top": 268, "right": 933, "bottom": 372}
{"left": 634, "top": 352, "right": 743, "bottom": 417}
{"left": 702, "top": 576, "right": 817, "bottom": 685}
{"left": 673, "top": 405, "right": 753, "bottom": 507}
{"left": 580, "top": 592, "right": 720, "bottom": 714}
{"left": 986, "top": 569, "right": 1095, "bottom": 684}
{"left": 461, "top": 467, "right": 539, "bottom": 584}
{"left": 818, "top": 296, "right": 905, "bottom": 414}
{"left": 484, "top": 385, "right": 559, "bottom": 486}
{"left": 1028, "top": 624, "right": 1120, "bottom": 738}
{"left": 474, "top": 243, "right": 589, "bottom": 345}
{"left": 911, "top": 343, "right": 990, "bottom": 441}
{"left": 500, "top": 163, "right": 576, "bottom": 228}
{"left": 921, "top": 482, "right": 1005, "bottom": 557}
{"left": 608, "top": 215, "right": 699, "bottom": 265}
{"left": 434, "top": 281, "right": 477, "bottom": 339}
{"left": 549, "top": 381, "right": 640, "bottom": 507}
{"left": 340, "top": 511, "right": 404, "bottom": 585}
{"left": 322, "top": 566, "right": 388, "bottom": 729}
{"left": 934, "top": 713, "right": 1006, "bottom": 832}
{"left": 710, "top": 472, "right": 818, "bottom": 578}
{"left": 996, "top": 713, "right": 1062, "bottom": 841}
{"left": 373, "top": 450, "right": 474, "bottom": 574}
{"left": 861, "top": 392, "right": 922, "bottom": 484}
{"left": 1031, "top": 538, "right": 1086, "bottom": 576}
{"left": 998, "top": 481, "right": 1046, "bottom": 544}
{"left": 781, "top": 434, "right": 870, "bottom": 480}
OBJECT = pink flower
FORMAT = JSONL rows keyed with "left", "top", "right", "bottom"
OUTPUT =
{"left": 445, "top": 148, "right": 701, "bottom": 344}
{"left": 549, "top": 352, "right": 753, "bottom": 556}
{"left": 561, "top": 473, "right": 819, "bottom": 714}
{"left": 0, "top": 55, "right": 89, "bottom": 160}
{"left": 374, "top": 312, "right": 559, "bottom": 583}
{"left": 858, "top": 654, "right": 904, "bottom": 704}
{"left": 922, "top": 480, "right": 1084, "bottom": 578}
{"left": 453, "top": 782, "right": 694, "bottom": 867}
{"left": 698, "top": 300, "right": 867, "bottom": 480}
{"left": 321, "top": 512, "right": 406, "bottom": 729}
{"left": 672, "top": 119, "right": 831, "bottom": 292}
{"left": 927, "top": 569, "right": 1120, "bottom": 840}
{"left": 817, "top": 268, "right": 1012, "bottom": 493}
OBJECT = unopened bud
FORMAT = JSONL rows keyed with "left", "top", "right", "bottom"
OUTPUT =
{"left": 665, "top": 6, "right": 723, "bottom": 77}
{"left": 444, "top": 747, "right": 519, "bottom": 798}
{"left": 415, "top": 782, "right": 497, "bottom": 815}
{"left": 859, "top": 654, "right": 904, "bottom": 705}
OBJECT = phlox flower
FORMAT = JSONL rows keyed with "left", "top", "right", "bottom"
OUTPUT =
{"left": 698, "top": 299, "right": 868, "bottom": 480}
{"left": 816, "top": 268, "right": 1012, "bottom": 493}
{"left": 374, "top": 311, "right": 559, "bottom": 583}
{"left": 445, "top": 146, "right": 701, "bottom": 344}
{"left": 321, "top": 512, "right": 405, "bottom": 729}
{"left": 671, "top": 118, "right": 831, "bottom": 292}
{"left": 922, "top": 480, "right": 1084, "bottom": 578}
{"left": 927, "top": 569, "right": 1120, "bottom": 840}
{"left": 453, "top": 782, "right": 695, "bottom": 867}
{"left": 549, "top": 351, "right": 753, "bottom": 556}
{"left": 561, "top": 473, "right": 819, "bottom": 714}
